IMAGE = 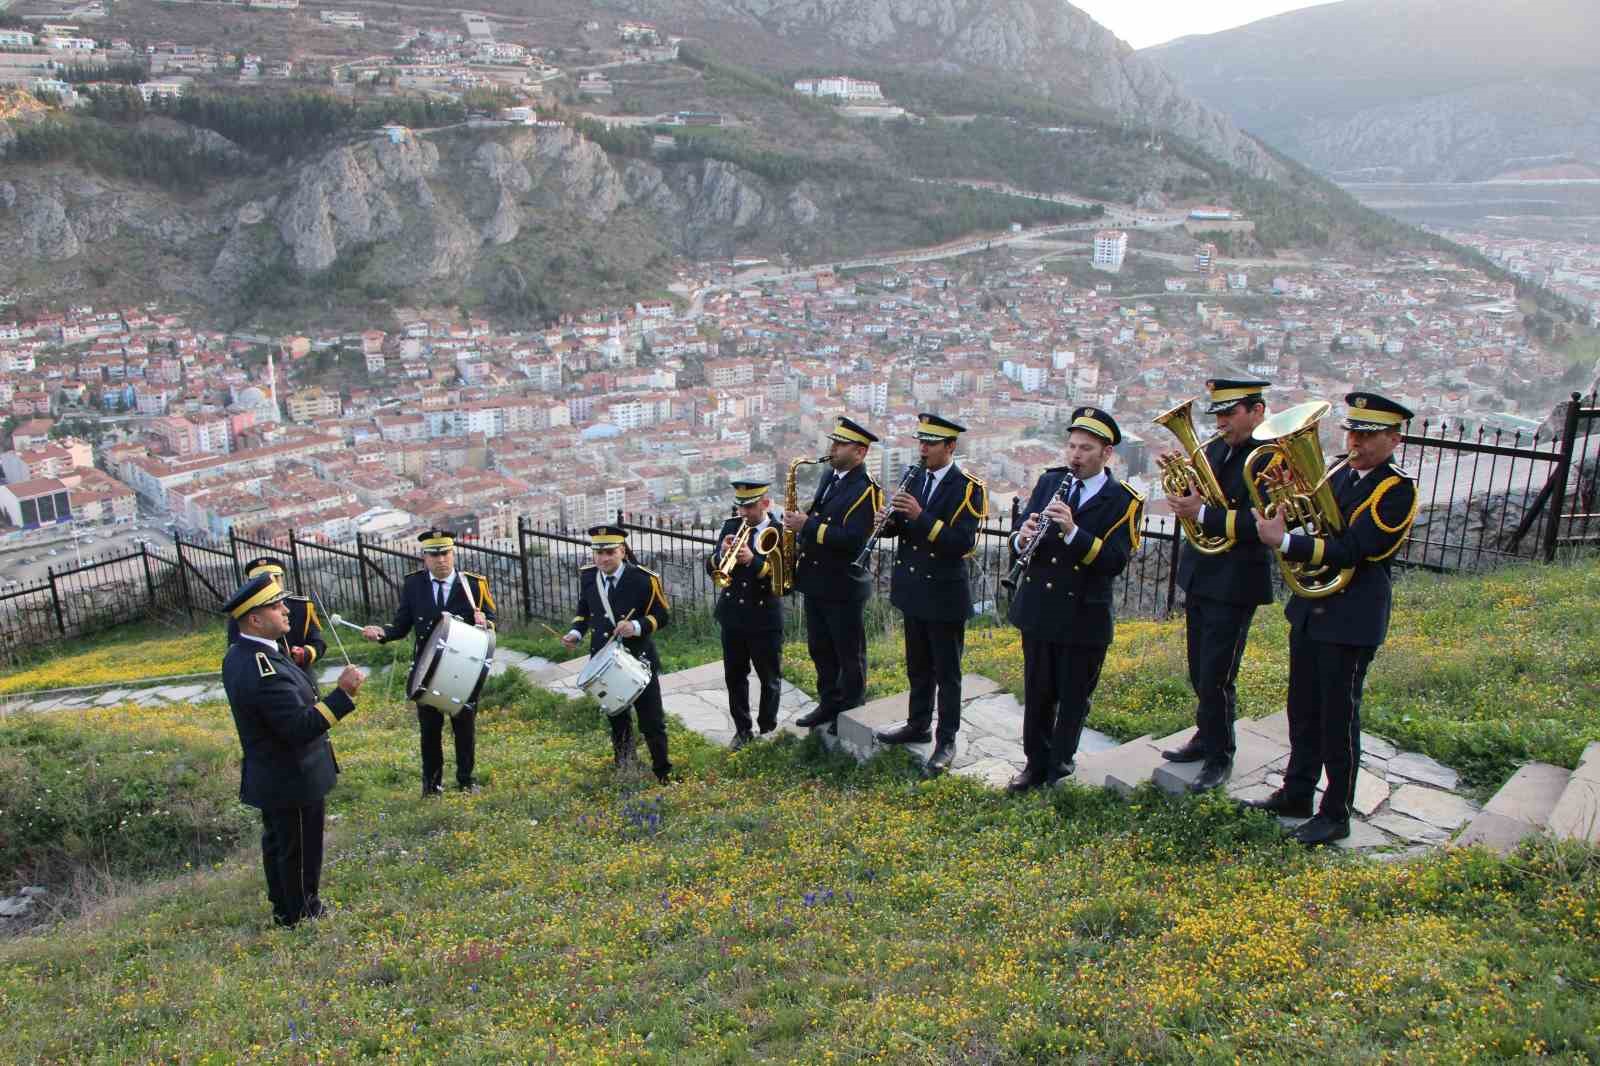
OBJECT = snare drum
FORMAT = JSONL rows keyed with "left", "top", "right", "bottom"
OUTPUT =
{"left": 575, "top": 640, "right": 652, "bottom": 717}
{"left": 407, "top": 614, "right": 495, "bottom": 717}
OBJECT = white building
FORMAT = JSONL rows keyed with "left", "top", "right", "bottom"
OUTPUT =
{"left": 1092, "top": 230, "right": 1128, "bottom": 273}
{"left": 0, "top": 30, "right": 36, "bottom": 46}
{"left": 792, "top": 76, "right": 883, "bottom": 101}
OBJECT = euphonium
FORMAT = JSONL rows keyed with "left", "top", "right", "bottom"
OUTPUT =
{"left": 1243, "top": 400, "right": 1355, "bottom": 599}
{"left": 1153, "top": 398, "right": 1232, "bottom": 556}
{"left": 780, "top": 455, "right": 829, "bottom": 595}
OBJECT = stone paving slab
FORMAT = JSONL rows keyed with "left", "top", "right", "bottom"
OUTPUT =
{"left": 1572, "top": 742, "right": 1600, "bottom": 783}
{"left": 1548, "top": 776, "right": 1600, "bottom": 845}
{"left": 1388, "top": 784, "right": 1477, "bottom": 830}
{"left": 1333, "top": 819, "right": 1397, "bottom": 851}
{"left": 150, "top": 683, "right": 211, "bottom": 703}
{"left": 1152, "top": 729, "right": 1288, "bottom": 796}
{"left": 1369, "top": 811, "right": 1452, "bottom": 845}
{"left": 1456, "top": 811, "right": 1545, "bottom": 854}
{"left": 1238, "top": 711, "right": 1292, "bottom": 748}
{"left": 91, "top": 688, "right": 132, "bottom": 706}
{"left": 955, "top": 757, "right": 1016, "bottom": 789}
{"left": 1077, "top": 736, "right": 1167, "bottom": 796}
{"left": 1386, "top": 752, "right": 1460, "bottom": 791}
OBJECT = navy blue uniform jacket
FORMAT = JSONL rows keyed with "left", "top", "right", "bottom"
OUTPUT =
{"left": 227, "top": 595, "right": 328, "bottom": 665}
{"left": 792, "top": 463, "right": 882, "bottom": 604}
{"left": 880, "top": 464, "right": 987, "bottom": 623}
{"left": 1180, "top": 435, "right": 1276, "bottom": 607}
{"left": 707, "top": 515, "right": 784, "bottom": 632}
{"left": 571, "top": 562, "right": 672, "bottom": 660}
{"left": 379, "top": 569, "right": 497, "bottom": 660}
{"left": 221, "top": 639, "right": 355, "bottom": 809}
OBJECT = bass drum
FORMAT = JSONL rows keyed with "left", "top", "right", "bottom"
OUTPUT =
{"left": 575, "top": 640, "right": 652, "bottom": 717}
{"left": 407, "top": 614, "right": 495, "bottom": 717}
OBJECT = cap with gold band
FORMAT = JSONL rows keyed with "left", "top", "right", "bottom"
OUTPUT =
{"left": 243, "top": 556, "right": 287, "bottom": 579}
{"left": 1205, "top": 378, "right": 1270, "bottom": 415}
{"left": 587, "top": 523, "right": 628, "bottom": 549}
{"left": 730, "top": 480, "right": 771, "bottom": 505}
{"left": 223, "top": 574, "right": 290, "bottom": 619}
{"left": 417, "top": 528, "right": 455, "bottom": 554}
{"left": 914, "top": 412, "right": 966, "bottom": 442}
{"left": 1068, "top": 405, "right": 1122, "bottom": 446}
{"left": 826, "top": 415, "right": 879, "bottom": 446}
{"left": 1341, "top": 391, "right": 1414, "bottom": 432}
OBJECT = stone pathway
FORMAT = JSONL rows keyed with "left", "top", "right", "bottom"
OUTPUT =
{"left": 7, "top": 648, "right": 1596, "bottom": 858}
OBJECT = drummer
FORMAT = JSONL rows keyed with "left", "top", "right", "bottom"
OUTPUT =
{"left": 363, "top": 529, "right": 496, "bottom": 796}
{"left": 562, "top": 524, "right": 674, "bottom": 785}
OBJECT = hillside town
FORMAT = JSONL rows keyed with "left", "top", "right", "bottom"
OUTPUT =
{"left": 0, "top": 239, "right": 1570, "bottom": 550}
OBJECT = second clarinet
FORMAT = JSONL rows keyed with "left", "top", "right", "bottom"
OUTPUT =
{"left": 850, "top": 461, "right": 925, "bottom": 574}
{"left": 1001, "top": 473, "right": 1076, "bottom": 592}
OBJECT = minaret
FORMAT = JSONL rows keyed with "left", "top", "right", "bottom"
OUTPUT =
{"left": 267, "top": 349, "right": 281, "bottom": 422}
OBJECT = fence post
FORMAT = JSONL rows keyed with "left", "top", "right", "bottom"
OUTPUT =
{"left": 287, "top": 530, "right": 304, "bottom": 593}
{"left": 227, "top": 527, "right": 244, "bottom": 585}
{"left": 1165, "top": 528, "right": 1182, "bottom": 618}
{"left": 139, "top": 540, "right": 157, "bottom": 611}
{"left": 355, "top": 531, "right": 373, "bottom": 619}
{"left": 1543, "top": 392, "right": 1582, "bottom": 564}
{"left": 517, "top": 515, "right": 533, "bottom": 622}
{"left": 46, "top": 566, "right": 66, "bottom": 635}
{"left": 174, "top": 532, "right": 197, "bottom": 620}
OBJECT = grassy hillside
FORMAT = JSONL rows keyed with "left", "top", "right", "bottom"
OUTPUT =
{"left": 2, "top": 561, "right": 1598, "bottom": 1061}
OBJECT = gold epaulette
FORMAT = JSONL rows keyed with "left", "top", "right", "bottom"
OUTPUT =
{"left": 1121, "top": 481, "right": 1146, "bottom": 503}
{"left": 579, "top": 563, "right": 597, "bottom": 571}
{"left": 634, "top": 564, "right": 661, "bottom": 580}
{"left": 461, "top": 569, "right": 487, "bottom": 580}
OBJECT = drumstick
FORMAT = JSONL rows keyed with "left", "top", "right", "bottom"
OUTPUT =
{"left": 539, "top": 622, "right": 566, "bottom": 639}
{"left": 314, "top": 595, "right": 353, "bottom": 667}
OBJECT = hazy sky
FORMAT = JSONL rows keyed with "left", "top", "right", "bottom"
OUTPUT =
{"left": 1071, "top": 0, "right": 1342, "bottom": 49}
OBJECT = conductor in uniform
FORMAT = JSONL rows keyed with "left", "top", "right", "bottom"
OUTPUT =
{"left": 221, "top": 573, "right": 365, "bottom": 927}
{"left": 706, "top": 480, "right": 785, "bottom": 749}
{"left": 1161, "top": 380, "right": 1276, "bottom": 792}
{"left": 871, "top": 414, "right": 989, "bottom": 775}
{"left": 226, "top": 557, "right": 327, "bottom": 669}
{"left": 564, "top": 525, "right": 675, "bottom": 783}
{"left": 361, "top": 530, "right": 496, "bottom": 795}
{"left": 1249, "top": 392, "right": 1417, "bottom": 846}
{"left": 1006, "top": 407, "right": 1145, "bottom": 792}
{"left": 784, "top": 416, "right": 883, "bottom": 733}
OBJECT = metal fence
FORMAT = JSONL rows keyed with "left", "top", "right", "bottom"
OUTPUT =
{"left": 1, "top": 391, "right": 1595, "bottom": 662}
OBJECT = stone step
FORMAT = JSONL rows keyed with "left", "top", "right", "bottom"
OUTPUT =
{"left": 1075, "top": 735, "right": 1167, "bottom": 796}
{"left": 1151, "top": 727, "right": 1289, "bottom": 797}
{"left": 1548, "top": 742, "right": 1600, "bottom": 846}
{"left": 1454, "top": 762, "right": 1571, "bottom": 854}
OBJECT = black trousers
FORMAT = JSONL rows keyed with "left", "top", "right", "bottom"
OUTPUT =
{"left": 804, "top": 595, "right": 867, "bottom": 721}
{"left": 721, "top": 627, "right": 783, "bottom": 734}
{"left": 1020, "top": 636, "right": 1107, "bottom": 773}
{"left": 610, "top": 672, "right": 671, "bottom": 780}
{"left": 418, "top": 703, "right": 476, "bottom": 790}
{"left": 260, "top": 800, "right": 325, "bottom": 926}
{"left": 904, "top": 616, "right": 965, "bottom": 741}
{"left": 1282, "top": 628, "right": 1376, "bottom": 820}
{"left": 1185, "top": 595, "right": 1258, "bottom": 760}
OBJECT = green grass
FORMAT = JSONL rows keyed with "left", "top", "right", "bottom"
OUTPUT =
{"left": 1, "top": 684, "right": 1597, "bottom": 1062}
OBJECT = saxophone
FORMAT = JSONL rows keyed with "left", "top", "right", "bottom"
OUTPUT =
{"left": 781, "top": 455, "right": 829, "bottom": 594}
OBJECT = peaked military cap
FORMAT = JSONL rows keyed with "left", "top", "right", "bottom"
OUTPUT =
{"left": 914, "top": 412, "right": 967, "bottom": 442}
{"left": 1068, "top": 406, "right": 1121, "bottom": 446}
{"left": 1341, "top": 392, "right": 1414, "bottom": 432}
{"left": 243, "top": 556, "right": 287, "bottom": 579}
{"left": 826, "top": 416, "right": 879, "bottom": 446}
{"left": 418, "top": 529, "right": 456, "bottom": 553}
{"left": 588, "top": 524, "right": 628, "bottom": 549}
{"left": 224, "top": 573, "right": 290, "bottom": 619}
{"left": 730, "top": 479, "right": 771, "bottom": 505}
{"left": 1205, "top": 378, "right": 1271, "bottom": 414}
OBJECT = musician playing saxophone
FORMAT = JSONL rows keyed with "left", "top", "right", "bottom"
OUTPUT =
{"left": 870, "top": 413, "right": 988, "bottom": 776}
{"left": 1247, "top": 392, "right": 1417, "bottom": 847}
{"left": 1160, "top": 379, "right": 1276, "bottom": 793}
{"left": 784, "top": 415, "right": 882, "bottom": 733}
{"left": 1005, "top": 408, "right": 1144, "bottom": 793}
{"left": 562, "top": 524, "right": 674, "bottom": 783}
{"left": 706, "top": 480, "right": 785, "bottom": 749}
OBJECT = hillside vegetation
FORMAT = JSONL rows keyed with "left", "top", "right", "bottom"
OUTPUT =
{"left": 1, "top": 561, "right": 1598, "bottom": 1060}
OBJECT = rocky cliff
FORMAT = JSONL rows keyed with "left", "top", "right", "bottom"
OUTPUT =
{"left": 619, "top": 0, "right": 1275, "bottom": 177}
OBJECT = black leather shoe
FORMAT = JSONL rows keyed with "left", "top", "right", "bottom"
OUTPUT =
{"left": 422, "top": 784, "right": 444, "bottom": 798}
{"left": 1242, "top": 788, "right": 1313, "bottom": 818}
{"left": 1190, "top": 758, "right": 1232, "bottom": 792}
{"left": 757, "top": 719, "right": 777, "bottom": 735}
{"left": 794, "top": 708, "right": 834, "bottom": 728}
{"left": 1161, "top": 738, "right": 1207, "bottom": 763}
{"left": 655, "top": 770, "right": 675, "bottom": 786}
{"left": 876, "top": 722, "right": 933, "bottom": 745}
{"left": 1046, "top": 760, "right": 1076, "bottom": 787}
{"left": 730, "top": 732, "right": 754, "bottom": 751}
{"left": 457, "top": 782, "right": 481, "bottom": 794}
{"left": 1007, "top": 766, "right": 1046, "bottom": 793}
{"left": 924, "top": 739, "right": 956, "bottom": 775}
{"left": 1292, "top": 814, "right": 1351, "bottom": 847}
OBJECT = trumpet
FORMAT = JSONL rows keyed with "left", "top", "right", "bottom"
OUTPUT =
{"left": 1153, "top": 398, "right": 1233, "bottom": 555}
{"left": 711, "top": 520, "right": 781, "bottom": 587}
{"left": 851, "top": 461, "right": 924, "bottom": 573}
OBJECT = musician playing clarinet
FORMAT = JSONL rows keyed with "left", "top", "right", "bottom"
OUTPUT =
{"left": 563, "top": 525, "right": 674, "bottom": 784}
{"left": 871, "top": 414, "right": 988, "bottom": 776}
{"left": 361, "top": 529, "right": 496, "bottom": 796}
{"left": 1006, "top": 408, "right": 1144, "bottom": 793}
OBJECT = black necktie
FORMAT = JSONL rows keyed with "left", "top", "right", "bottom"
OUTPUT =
{"left": 819, "top": 474, "right": 837, "bottom": 506}
{"left": 918, "top": 471, "right": 933, "bottom": 507}
{"left": 434, "top": 580, "right": 446, "bottom": 608}
{"left": 1066, "top": 477, "right": 1084, "bottom": 512}
{"left": 603, "top": 574, "right": 614, "bottom": 598}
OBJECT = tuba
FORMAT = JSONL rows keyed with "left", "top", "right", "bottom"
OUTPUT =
{"left": 1153, "top": 398, "right": 1233, "bottom": 555}
{"left": 780, "top": 455, "right": 829, "bottom": 594}
{"left": 1244, "top": 400, "right": 1355, "bottom": 599}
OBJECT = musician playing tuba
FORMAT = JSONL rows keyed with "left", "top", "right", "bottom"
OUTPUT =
{"left": 869, "top": 414, "right": 988, "bottom": 776}
{"left": 1245, "top": 392, "right": 1418, "bottom": 847}
{"left": 783, "top": 416, "right": 882, "bottom": 734}
{"left": 1159, "top": 379, "right": 1277, "bottom": 793}
{"left": 705, "top": 479, "right": 786, "bottom": 749}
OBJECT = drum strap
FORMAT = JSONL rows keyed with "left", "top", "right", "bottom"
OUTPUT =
{"left": 599, "top": 569, "right": 618, "bottom": 623}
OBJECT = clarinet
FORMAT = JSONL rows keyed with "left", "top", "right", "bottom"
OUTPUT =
{"left": 1001, "top": 473, "right": 1075, "bottom": 593}
{"left": 850, "top": 461, "right": 926, "bottom": 573}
